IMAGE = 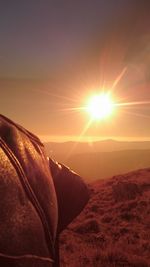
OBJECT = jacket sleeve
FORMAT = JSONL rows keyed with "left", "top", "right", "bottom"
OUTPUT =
{"left": 49, "top": 158, "right": 90, "bottom": 233}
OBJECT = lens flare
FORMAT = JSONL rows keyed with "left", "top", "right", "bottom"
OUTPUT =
{"left": 86, "top": 93, "right": 114, "bottom": 120}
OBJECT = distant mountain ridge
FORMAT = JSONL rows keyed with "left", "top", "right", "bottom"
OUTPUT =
{"left": 45, "top": 139, "right": 150, "bottom": 155}
{"left": 61, "top": 149, "right": 150, "bottom": 181}
{"left": 44, "top": 140, "right": 150, "bottom": 181}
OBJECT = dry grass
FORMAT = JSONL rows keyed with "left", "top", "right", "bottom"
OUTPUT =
{"left": 60, "top": 168, "right": 150, "bottom": 267}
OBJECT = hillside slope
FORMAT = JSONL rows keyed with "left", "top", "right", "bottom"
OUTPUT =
{"left": 45, "top": 140, "right": 150, "bottom": 155}
{"left": 60, "top": 168, "right": 150, "bottom": 267}
{"left": 52, "top": 149, "right": 150, "bottom": 182}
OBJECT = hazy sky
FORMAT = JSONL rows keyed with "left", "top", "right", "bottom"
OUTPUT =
{"left": 0, "top": 0, "right": 150, "bottom": 141}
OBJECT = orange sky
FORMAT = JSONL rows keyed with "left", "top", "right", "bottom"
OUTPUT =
{"left": 0, "top": 1, "right": 150, "bottom": 142}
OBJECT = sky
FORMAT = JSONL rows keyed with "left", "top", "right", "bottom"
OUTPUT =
{"left": 0, "top": 0, "right": 150, "bottom": 142}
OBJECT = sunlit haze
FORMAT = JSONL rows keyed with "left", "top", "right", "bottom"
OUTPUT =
{"left": 0, "top": 1, "right": 150, "bottom": 142}
{"left": 86, "top": 93, "right": 114, "bottom": 120}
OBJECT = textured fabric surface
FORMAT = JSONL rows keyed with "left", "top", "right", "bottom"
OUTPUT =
{"left": 49, "top": 158, "right": 90, "bottom": 233}
{"left": 0, "top": 115, "right": 57, "bottom": 266}
{"left": 0, "top": 115, "right": 90, "bottom": 267}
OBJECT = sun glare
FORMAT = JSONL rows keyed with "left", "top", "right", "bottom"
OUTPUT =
{"left": 86, "top": 93, "right": 114, "bottom": 120}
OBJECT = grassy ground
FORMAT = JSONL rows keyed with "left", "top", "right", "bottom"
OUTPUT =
{"left": 60, "top": 168, "right": 150, "bottom": 267}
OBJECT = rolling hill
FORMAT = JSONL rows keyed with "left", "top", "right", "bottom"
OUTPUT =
{"left": 60, "top": 168, "right": 150, "bottom": 267}
{"left": 45, "top": 139, "right": 150, "bottom": 181}
{"left": 62, "top": 149, "right": 150, "bottom": 181}
{"left": 45, "top": 140, "right": 150, "bottom": 155}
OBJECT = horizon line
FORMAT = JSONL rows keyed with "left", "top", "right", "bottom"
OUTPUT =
{"left": 38, "top": 135, "right": 150, "bottom": 143}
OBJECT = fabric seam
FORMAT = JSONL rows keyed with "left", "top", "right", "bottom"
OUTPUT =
{"left": 0, "top": 137, "right": 55, "bottom": 259}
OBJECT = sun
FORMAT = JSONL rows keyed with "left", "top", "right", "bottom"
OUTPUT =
{"left": 86, "top": 93, "right": 114, "bottom": 120}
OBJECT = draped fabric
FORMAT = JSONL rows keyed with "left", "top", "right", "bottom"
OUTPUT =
{"left": 0, "top": 115, "right": 90, "bottom": 267}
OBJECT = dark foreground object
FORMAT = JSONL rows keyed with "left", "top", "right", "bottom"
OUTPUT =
{"left": 0, "top": 114, "right": 89, "bottom": 267}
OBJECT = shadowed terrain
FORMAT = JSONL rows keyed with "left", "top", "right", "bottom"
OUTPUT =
{"left": 60, "top": 168, "right": 150, "bottom": 267}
